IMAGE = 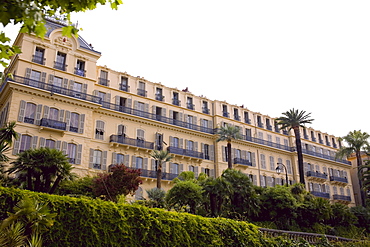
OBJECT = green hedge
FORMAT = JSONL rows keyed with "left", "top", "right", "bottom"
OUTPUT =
{"left": 0, "top": 187, "right": 267, "bottom": 246}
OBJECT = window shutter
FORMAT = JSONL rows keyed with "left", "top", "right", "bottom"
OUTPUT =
{"left": 79, "top": 114, "right": 85, "bottom": 134}
{"left": 253, "top": 175, "right": 257, "bottom": 185}
{"left": 40, "top": 72, "right": 47, "bottom": 85}
{"left": 162, "top": 162, "right": 166, "bottom": 173}
{"left": 35, "top": 105, "right": 42, "bottom": 125}
{"left": 144, "top": 103, "right": 149, "bottom": 113}
{"left": 82, "top": 84, "right": 88, "bottom": 95}
{"left": 48, "top": 74, "right": 54, "bottom": 84}
{"left": 131, "top": 155, "right": 136, "bottom": 168}
{"left": 161, "top": 108, "right": 166, "bottom": 117}
{"left": 12, "top": 133, "right": 21, "bottom": 155}
{"left": 169, "top": 163, "right": 173, "bottom": 173}
{"left": 169, "top": 136, "right": 173, "bottom": 146}
{"left": 56, "top": 141, "right": 61, "bottom": 150}
{"left": 194, "top": 166, "right": 199, "bottom": 177}
{"left": 304, "top": 162, "right": 308, "bottom": 174}
{"left": 179, "top": 164, "right": 184, "bottom": 174}
{"left": 152, "top": 105, "right": 156, "bottom": 114}
{"left": 143, "top": 158, "right": 148, "bottom": 170}
{"left": 65, "top": 111, "right": 71, "bottom": 130}
{"left": 251, "top": 152, "right": 256, "bottom": 167}
{"left": 61, "top": 141, "right": 67, "bottom": 154}
{"left": 106, "top": 93, "right": 111, "bottom": 103}
{"left": 76, "top": 144, "right": 82, "bottom": 164}
{"left": 210, "top": 169, "right": 215, "bottom": 178}
{"left": 133, "top": 100, "right": 138, "bottom": 110}
{"left": 25, "top": 68, "right": 31, "bottom": 78}
{"left": 201, "top": 167, "right": 205, "bottom": 174}
{"left": 63, "top": 78, "right": 68, "bottom": 89}
{"left": 210, "top": 145, "right": 215, "bottom": 161}
{"left": 18, "top": 100, "right": 26, "bottom": 122}
{"left": 124, "top": 155, "right": 130, "bottom": 167}
{"left": 118, "top": 124, "right": 124, "bottom": 135}
{"left": 179, "top": 113, "right": 183, "bottom": 121}
{"left": 89, "top": 149, "right": 94, "bottom": 168}
{"left": 169, "top": 110, "right": 173, "bottom": 119}
{"left": 194, "top": 142, "right": 198, "bottom": 152}
{"left": 68, "top": 80, "right": 74, "bottom": 91}
{"left": 58, "top": 110, "right": 65, "bottom": 122}
{"left": 39, "top": 137, "right": 45, "bottom": 147}
{"left": 151, "top": 159, "right": 156, "bottom": 171}
{"left": 43, "top": 106, "right": 49, "bottom": 119}
{"left": 102, "top": 151, "right": 107, "bottom": 170}
{"left": 222, "top": 146, "right": 226, "bottom": 162}
{"left": 31, "top": 136, "right": 38, "bottom": 149}
{"left": 179, "top": 138, "right": 183, "bottom": 149}
{"left": 126, "top": 98, "right": 132, "bottom": 109}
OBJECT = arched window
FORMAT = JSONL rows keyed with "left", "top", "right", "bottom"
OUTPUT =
{"left": 25, "top": 103, "right": 36, "bottom": 124}
{"left": 67, "top": 143, "right": 77, "bottom": 164}
{"left": 135, "top": 157, "right": 143, "bottom": 169}
{"left": 70, "top": 112, "right": 80, "bottom": 132}
{"left": 19, "top": 135, "right": 32, "bottom": 153}
{"left": 45, "top": 139, "right": 55, "bottom": 149}
{"left": 49, "top": 108, "right": 59, "bottom": 121}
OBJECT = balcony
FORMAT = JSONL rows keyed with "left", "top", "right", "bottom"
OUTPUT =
{"left": 39, "top": 118, "right": 66, "bottom": 131}
{"left": 74, "top": 68, "right": 86, "bottom": 77}
{"left": 120, "top": 84, "right": 130, "bottom": 92}
{"left": 274, "top": 126, "right": 280, "bottom": 133}
{"left": 110, "top": 135, "right": 154, "bottom": 150}
{"left": 311, "top": 137, "right": 317, "bottom": 142}
{"left": 311, "top": 191, "right": 330, "bottom": 199}
{"left": 54, "top": 61, "right": 67, "bottom": 71}
{"left": 202, "top": 108, "right": 210, "bottom": 114}
{"left": 98, "top": 78, "right": 110, "bottom": 86}
{"left": 301, "top": 148, "right": 351, "bottom": 165}
{"left": 245, "top": 119, "right": 251, "bottom": 124}
{"left": 187, "top": 103, "right": 194, "bottom": 110}
{"left": 333, "top": 194, "right": 351, "bottom": 203}
{"left": 137, "top": 88, "right": 147, "bottom": 97}
{"left": 32, "top": 54, "right": 45, "bottom": 65}
{"left": 69, "top": 126, "right": 79, "bottom": 133}
{"left": 306, "top": 171, "right": 327, "bottom": 182}
{"left": 319, "top": 139, "right": 324, "bottom": 144}
{"left": 243, "top": 135, "right": 293, "bottom": 152}
{"left": 266, "top": 125, "right": 272, "bottom": 131}
{"left": 140, "top": 169, "right": 178, "bottom": 181}
{"left": 326, "top": 141, "right": 331, "bottom": 147}
{"left": 257, "top": 122, "right": 264, "bottom": 128}
{"left": 330, "top": 176, "right": 348, "bottom": 185}
{"left": 222, "top": 112, "right": 229, "bottom": 118}
{"left": 167, "top": 146, "right": 204, "bottom": 159}
{"left": 172, "top": 98, "right": 181, "bottom": 106}
{"left": 304, "top": 134, "right": 309, "bottom": 140}
{"left": 155, "top": 94, "right": 164, "bottom": 101}
{"left": 234, "top": 115, "right": 241, "bottom": 121}
{"left": 234, "top": 158, "right": 252, "bottom": 167}
{"left": 24, "top": 117, "right": 35, "bottom": 124}
{"left": 282, "top": 130, "right": 289, "bottom": 135}
{"left": 93, "top": 163, "right": 102, "bottom": 169}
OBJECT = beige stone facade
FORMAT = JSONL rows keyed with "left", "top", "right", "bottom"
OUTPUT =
{"left": 1, "top": 18, "right": 354, "bottom": 205}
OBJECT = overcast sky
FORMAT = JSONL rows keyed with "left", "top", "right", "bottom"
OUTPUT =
{"left": 2, "top": 1, "right": 370, "bottom": 138}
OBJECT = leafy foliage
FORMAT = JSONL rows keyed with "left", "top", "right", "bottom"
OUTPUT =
{"left": 92, "top": 164, "right": 142, "bottom": 202}
{"left": 166, "top": 180, "right": 203, "bottom": 214}
{"left": 145, "top": 187, "right": 166, "bottom": 208}
{"left": 216, "top": 125, "right": 242, "bottom": 169}
{"left": 56, "top": 176, "right": 94, "bottom": 198}
{"left": 150, "top": 150, "right": 173, "bottom": 189}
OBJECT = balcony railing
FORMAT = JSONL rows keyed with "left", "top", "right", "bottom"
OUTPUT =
{"left": 139, "top": 169, "right": 178, "bottom": 181}
{"left": 326, "top": 141, "right": 331, "bottom": 147}
{"left": 8, "top": 76, "right": 101, "bottom": 105}
{"left": 110, "top": 135, "right": 154, "bottom": 149}
{"left": 222, "top": 112, "right": 229, "bottom": 118}
{"left": 234, "top": 115, "right": 240, "bottom": 121}
{"left": 39, "top": 118, "right": 66, "bottom": 131}
{"left": 54, "top": 61, "right": 67, "bottom": 71}
{"left": 311, "top": 137, "right": 317, "bottom": 142}
{"left": 234, "top": 158, "right": 252, "bottom": 166}
{"left": 137, "top": 88, "right": 147, "bottom": 97}
{"left": 32, "top": 54, "right": 45, "bottom": 65}
{"left": 274, "top": 126, "right": 280, "bottom": 133}
{"left": 167, "top": 146, "right": 204, "bottom": 159}
{"left": 310, "top": 191, "right": 330, "bottom": 199}
{"left": 74, "top": 68, "right": 86, "bottom": 77}
{"left": 333, "top": 194, "right": 351, "bottom": 201}
{"left": 202, "top": 108, "right": 210, "bottom": 114}
{"left": 330, "top": 176, "right": 348, "bottom": 183}
{"left": 257, "top": 122, "right": 264, "bottom": 128}
{"left": 306, "top": 171, "right": 327, "bottom": 179}
{"left": 245, "top": 119, "right": 251, "bottom": 124}
{"left": 304, "top": 134, "right": 309, "bottom": 140}
{"left": 301, "top": 148, "right": 350, "bottom": 165}
{"left": 120, "top": 84, "right": 130, "bottom": 92}
{"left": 266, "top": 125, "right": 272, "bottom": 131}
{"left": 172, "top": 98, "right": 181, "bottom": 106}
{"left": 242, "top": 135, "right": 293, "bottom": 152}
{"left": 24, "top": 117, "right": 35, "bottom": 124}
{"left": 99, "top": 78, "right": 109, "bottom": 86}
{"left": 155, "top": 94, "right": 164, "bottom": 101}
{"left": 187, "top": 103, "right": 194, "bottom": 110}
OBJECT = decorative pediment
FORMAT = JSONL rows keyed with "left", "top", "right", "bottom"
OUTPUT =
{"left": 54, "top": 36, "right": 73, "bottom": 50}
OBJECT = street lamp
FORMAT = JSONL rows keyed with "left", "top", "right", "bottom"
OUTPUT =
{"left": 276, "top": 162, "right": 289, "bottom": 186}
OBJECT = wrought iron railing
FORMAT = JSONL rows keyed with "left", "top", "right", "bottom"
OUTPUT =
{"left": 40, "top": 118, "right": 66, "bottom": 131}
{"left": 110, "top": 135, "right": 154, "bottom": 149}
{"left": 310, "top": 191, "right": 330, "bottom": 199}
{"left": 167, "top": 146, "right": 204, "bottom": 159}
{"left": 306, "top": 171, "right": 327, "bottom": 179}
{"left": 330, "top": 176, "right": 348, "bottom": 183}
{"left": 234, "top": 158, "right": 252, "bottom": 166}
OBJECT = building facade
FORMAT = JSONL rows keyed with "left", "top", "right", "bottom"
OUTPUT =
{"left": 1, "top": 18, "right": 354, "bottom": 205}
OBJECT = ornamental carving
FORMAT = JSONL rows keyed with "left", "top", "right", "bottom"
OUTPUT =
{"left": 54, "top": 36, "right": 73, "bottom": 50}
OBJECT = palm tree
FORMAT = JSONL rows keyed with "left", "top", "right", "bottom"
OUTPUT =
{"left": 150, "top": 150, "right": 174, "bottom": 189}
{"left": 276, "top": 109, "right": 314, "bottom": 185}
{"left": 336, "top": 130, "right": 370, "bottom": 206}
{"left": 7, "top": 147, "right": 74, "bottom": 193}
{"left": 216, "top": 125, "right": 242, "bottom": 169}
{"left": 0, "top": 121, "right": 18, "bottom": 183}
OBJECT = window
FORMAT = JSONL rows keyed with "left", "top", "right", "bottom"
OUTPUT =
{"left": 135, "top": 157, "right": 143, "bottom": 169}
{"left": 24, "top": 103, "right": 36, "bottom": 124}
{"left": 269, "top": 156, "right": 275, "bottom": 171}
{"left": 99, "top": 70, "right": 109, "bottom": 86}
{"left": 121, "top": 77, "right": 129, "bottom": 91}
{"left": 286, "top": 160, "right": 292, "bottom": 174}
{"left": 137, "top": 102, "right": 145, "bottom": 117}
{"left": 173, "top": 137, "right": 179, "bottom": 148}
{"left": 201, "top": 119, "right": 209, "bottom": 131}
{"left": 95, "top": 120, "right": 105, "bottom": 140}
{"left": 67, "top": 143, "right": 77, "bottom": 164}
{"left": 187, "top": 140, "right": 194, "bottom": 151}
{"left": 45, "top": 139, "right": 55, "bottom": 149}
{"left": 186, "top": 97, "right": 194, "bottom": 110}
{"left": 117, "top": 154, "right": 125, "bottom": 165}
{"left": 244, "top": 112, "right": 250, "bottom": 124}
{"left": 75, "top": 60, "right": 85, "bottom": 76}
{"left": 172, "top": 163, "right": 179, "bottom": 174}
{"left": 202, "top": 101, "right": 209, "bottom": 114}
{"left": 189, "top": 165, "right": 195, "bottom": 172}
{"left": 222, "top": 105, "right": 228, "bottom": 117}
{"left": 30, "top": 70, "right": 41, "bottom": 86}
{"left": 260, "top": 154, "right": 266, "bottom": 169}
{"left": 311, "top": 131, "right": 316, "bottom": 142}
{"left": 49, "top": 108, "right": 59, "bottom": 121}
{"left": 55, "top": 52, "right": 67, "bottom": 71}
{"left": 70, "top": 113, "right": 80, "bottom": 132}
{"left": 261, "top": 175, "right": 266, "bottom": 187}
{"left": 266, "top": 118, "right": 272, "bottom": 130}
{"left": 204, "top": 168, "right": 210, "bottom": 176}
{"left": 258, "top": 132, "right": 263, "bottom": 140}
{"left": 19, "top": 135, "right": 32, "bottom": 153}
{"left": 93, "top": 150, "right": 102, "bottom": 169}
{"left": 137, "top": 129, "right": 145, "bottom": 144}
{"left": 137, "top": 81, "right": 146, "bottom": 96}
{"left": 33, "top": 47, "right": 45, "bottom": 64}
{"left": 156, "top": 88, "right": 163, "bottom": 101}
{"left": 234, "top": 108, "right": 240, "bottom": 121}
{"left": 257, "top": 116, "right": 263, "bottom": 128}
{"left": 172, "top": 92, "right": 180, "bottom": 105}
{"left": 186, "top": 115, "right": 193, "bottom": 128}
{"left": 53, "top": 76, "right": 63, "bottom": 92}
{"left": 204, "top": 144, "right": 210, "bottom": 160}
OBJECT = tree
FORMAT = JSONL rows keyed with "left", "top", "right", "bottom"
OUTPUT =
{"left": 92, "top": 164, "right": 142, "bottom": 202}
{"left": 7, "top": 147, "right": 73, "bottom": 193}
{"left": 146, "top": 188, "right": 166, "bottom": 208}
{"left": 150, "top": 150, "right": 173, "bottom": 189}
{"left": 276, "top": 109, "right": 314, "bottom": 185}
{"left": 0, "top": 121, "right": 18, "bottom": 185}
{"left": 56, "top": 176, "right": 94, "bottom": 198}
{"left": 336, "top": 130, "right": 370, "bottom": 206}
{"left": 0, "top": 0, "right": 122, "bottom": 68}
{"left": 201, "top": 176, "right": 231, "bottom": 217}
{"left": 166, "top": 180, "right": 203, "bottom": 214}
{"left": 216, "top": 125, "right": 242, "bottom": 169}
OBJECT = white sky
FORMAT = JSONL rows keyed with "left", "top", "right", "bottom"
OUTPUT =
{"left": 2, "top": 0, "right": 370, "bottom": 138}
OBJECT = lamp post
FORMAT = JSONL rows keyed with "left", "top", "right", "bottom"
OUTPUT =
{"left": 276, "top": 162, "right": 289, "bottom": 186}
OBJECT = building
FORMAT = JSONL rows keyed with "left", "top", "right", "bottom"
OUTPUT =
{"left": 1, "top": 18, "right": 354, "bottom": 205}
